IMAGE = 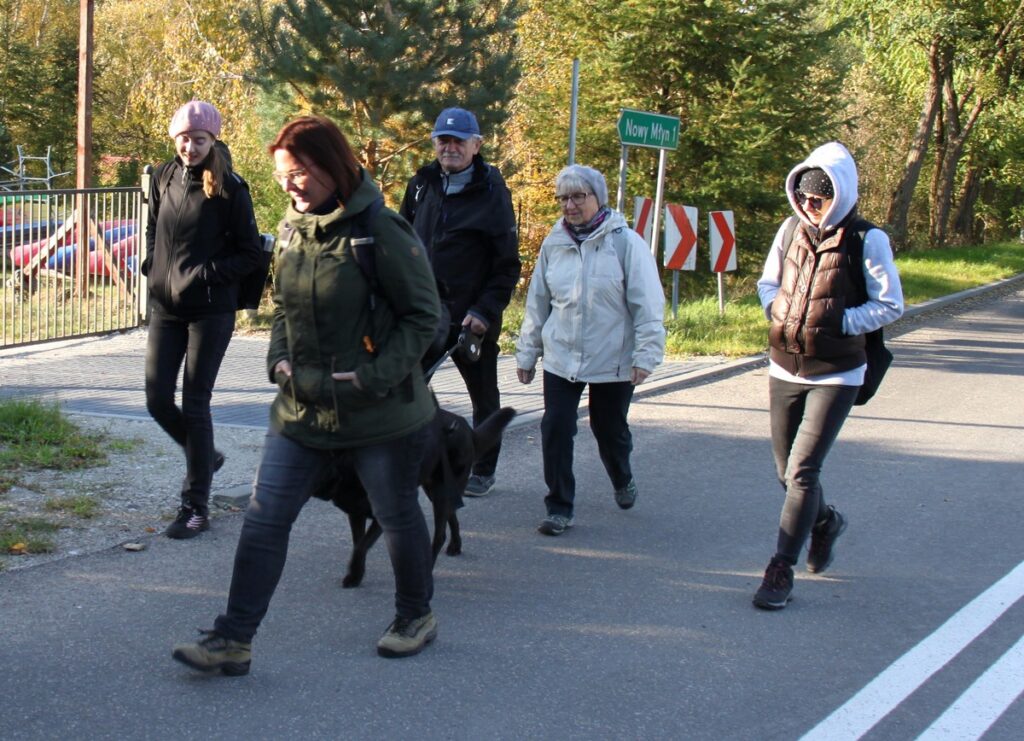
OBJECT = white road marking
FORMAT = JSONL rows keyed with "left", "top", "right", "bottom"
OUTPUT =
{"left": 916, "top": 632, "right": 1024, "bottom": 740}
{"left": 800, "top": 560, "right": 1024, "bottom": 741}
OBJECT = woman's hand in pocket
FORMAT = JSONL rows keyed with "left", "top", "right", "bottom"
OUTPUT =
{"left": 331, "top": 370, "right": 363, "bottom": 391}
{"left": 274, "top": 359, "right": 292, "bottom": 378}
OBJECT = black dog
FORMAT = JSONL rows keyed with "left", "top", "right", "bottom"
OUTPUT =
{"left": 309, "top": 405, "right": 516, "bottom": 588}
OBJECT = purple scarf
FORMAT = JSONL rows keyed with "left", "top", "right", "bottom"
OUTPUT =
{"left": 562, "top": 206, "right": 612, "bottom": 244}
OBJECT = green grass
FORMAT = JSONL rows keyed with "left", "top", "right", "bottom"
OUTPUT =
{"left": 43, "top": 494, "right": 101, "bottom": 519}
{"left": 106, "top": 437, "right": 143, "bottom": 454}
{"left": 0, "top": 516, "right": 59, "bottom": 554}
{"left": 0, "top": 398, "right": 107, "bottom": 470}
{"left": 896, "top": 242, "right": 1024, "bottom": 305}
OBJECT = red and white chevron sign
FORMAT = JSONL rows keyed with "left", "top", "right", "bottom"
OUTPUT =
{"left": 710, "top": 210, "right": 736, "bottom": 272}
{"left": 664, "top": 204, "right": 697, "bottom": 271}
{"left": 633, "top": 196, "right": 653, "bottom": 246}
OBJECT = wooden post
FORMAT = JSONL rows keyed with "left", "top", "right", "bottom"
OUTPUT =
{"left": 76, "top": 0, "right": 94, "bottom": 190}
{"left": 75, "top": 1, "right": 94, "bottom": 301}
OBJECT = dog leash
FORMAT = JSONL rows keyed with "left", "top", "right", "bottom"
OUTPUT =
{"left": 424, "top": 328, "right": 482, "bottom": 382}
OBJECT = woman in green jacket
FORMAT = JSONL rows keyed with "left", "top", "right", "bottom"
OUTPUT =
{"left": 173, "top": 116, "right": 442, "bottom": 675}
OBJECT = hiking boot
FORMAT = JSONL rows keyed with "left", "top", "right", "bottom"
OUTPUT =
{"left": 172, "top": 630, "right": 251, "bottom": 676}
{"left": 464, "top": 474, "right": 496, "bottom": 497}
{"left": 807, "top": 506, "right": 847, "bottom": 574}
{"left": 614, "top": 480, "right": 638, "bottom": 510}
{"left": 753, "top": 557, "right": 794, "bottom": 610}
{"left": 377, "top": 612, "right": 438, "bottom": 658}
{"left": 537, "top": 514, "right": 574, "bottom": 536}
{"left": 165, "top": 506, "right": 209, "bottom": 539}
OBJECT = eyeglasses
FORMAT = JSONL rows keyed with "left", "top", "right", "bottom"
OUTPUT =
{"left": 556, "top": 192, "right": 592, "bottom": 206}
{"left": 796, "top": 192, "right": 830, "bottom": 210}
{"left": 273, "top": 168, "right": 308, "bottom": 186}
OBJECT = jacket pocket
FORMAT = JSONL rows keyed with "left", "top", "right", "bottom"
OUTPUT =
{"left": 170, "top": 263, "right": 208, "bottom": 305}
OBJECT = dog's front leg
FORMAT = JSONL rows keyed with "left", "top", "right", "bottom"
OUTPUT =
{"left": 445, "top": 511, "right": 462, "bottom": 557}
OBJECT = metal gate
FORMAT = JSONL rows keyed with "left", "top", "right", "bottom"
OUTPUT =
{"left": 1, "top": 186, "right": 144, "bottom": 348}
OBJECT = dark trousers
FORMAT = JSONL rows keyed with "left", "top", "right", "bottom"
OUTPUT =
{"left": 424, "top": 327, "right": 502, "bottom": 477}
{"left": 144, "top": 305, "right": 234, "bottom": 514}
{"left": 769, "top": 376, "right": 859, "bottom": 564}
{"left": 214, "top": 425, "right": 432, "bottom": 643}
{"left": 541, "top": 370, "right": 635, "bottom": 518}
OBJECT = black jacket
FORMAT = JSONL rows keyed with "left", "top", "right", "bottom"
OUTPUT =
{"left": 143, "top": 156, "right": 261, "bottom": 316}
{"left": 399, "top": 155, "right": 520, "bottom": 338}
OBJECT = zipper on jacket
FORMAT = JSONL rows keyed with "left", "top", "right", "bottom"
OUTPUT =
{"left": 161, "top": 165, "right": 193, "bottom": 302}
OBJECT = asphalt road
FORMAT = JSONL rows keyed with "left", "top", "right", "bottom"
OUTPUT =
{"left": 1, "top": 287, "right": 1022, "bottom": 740}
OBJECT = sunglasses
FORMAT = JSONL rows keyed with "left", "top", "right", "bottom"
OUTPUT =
{"left": 556, "top": 192, "right": 592, "bottom": 206}
{"left": 796, "top": 192, "right": 830, "bottom": 210}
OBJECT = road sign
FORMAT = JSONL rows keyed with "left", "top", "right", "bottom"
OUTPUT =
{"left": 633, "top": 196, "right": 653, "bottom": 247}
{"left": 617, "top": 109, "right": 680, "bottom": 150}
{"left": 710, "top": 211, "right": 736, "bottom": 272}
{"left": 664, "top": 204, "right": 697, "bottom": 271}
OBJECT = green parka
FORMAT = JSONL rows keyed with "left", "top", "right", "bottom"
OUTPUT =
{"left": 267, "top": 172, "right": 440, "bottom": 449}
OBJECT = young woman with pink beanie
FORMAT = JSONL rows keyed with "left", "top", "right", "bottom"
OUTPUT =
{"left": 142, "top": 100, "right": 261, "bottom": 539}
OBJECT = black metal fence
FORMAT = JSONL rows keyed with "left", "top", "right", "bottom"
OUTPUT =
{"left": 1, "top": 186, "right": 144, "bottom": 347}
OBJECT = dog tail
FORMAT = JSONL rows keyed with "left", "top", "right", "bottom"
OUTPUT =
{"left": 472, "top": 406, "right": 516, "bottom": 456}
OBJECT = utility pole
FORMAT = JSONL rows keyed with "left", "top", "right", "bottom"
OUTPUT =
{"left": 76, "top": 0, "right": 93, "bottom": 189}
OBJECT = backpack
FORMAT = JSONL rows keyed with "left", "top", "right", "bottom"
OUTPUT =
{"left": 781, "top": 216, "right": 893, "bottom": 405}
{"left": 155, "top": 148, "right": 270, "bottom": 311}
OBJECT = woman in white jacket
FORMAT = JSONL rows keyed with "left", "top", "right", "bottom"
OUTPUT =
{"left": 752, "top": 142, "right": 903, "bottom": 610}
{"left": 516, "top": 165, "right": 665, "bottom": 536}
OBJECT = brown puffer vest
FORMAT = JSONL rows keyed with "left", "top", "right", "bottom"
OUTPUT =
{"left": 768, "top": 219, "right": 867, "bottom": 377}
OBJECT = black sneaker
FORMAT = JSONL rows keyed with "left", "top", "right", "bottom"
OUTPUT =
{"left": 172, "top": 629, "right": 251, "bottom": 676}
{"left": 806, "top": 506, "right": 847, "bottom": 574}
{"left": 614, "top": 480, "right": 638, "bottom": 510}
{"left": 377, "top": 612, "right": 438, "bottom": 658}
{"left": 213, "top": 450, "right": 226, "bottom": 474}
{"left": 165, "top": 506, "right": 209, "bottom": 539}
{"left": 753, "top": 557, "right": 794, "bottom": 610}
{"left": 537, "top": 514, "right": 574, "bottom": 536}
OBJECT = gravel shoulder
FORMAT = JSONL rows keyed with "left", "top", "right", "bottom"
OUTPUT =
{"left": 0, "top": 416, "right": 265, "bottom": 571}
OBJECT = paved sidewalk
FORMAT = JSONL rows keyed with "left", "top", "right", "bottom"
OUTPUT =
{"left": 0, "top": 330, "right": 743, "bottom": 430}
{"left": 1, "top": 273, "right": 1021, "bottom": 429}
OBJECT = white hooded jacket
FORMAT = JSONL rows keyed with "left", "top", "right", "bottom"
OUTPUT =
{"left": 516, "top": 209, "right": 665, "bottom": 383}
{"left": 757, "top": 141, "right": 904, "bottom": 385}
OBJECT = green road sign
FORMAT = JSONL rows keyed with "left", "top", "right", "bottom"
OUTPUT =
{"left": 617, "top": 109, "right": 680, "bottom": 150}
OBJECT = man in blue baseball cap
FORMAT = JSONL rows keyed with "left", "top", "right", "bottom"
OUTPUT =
{"left": 400, "top": 107, "right": 521, "bottom": 497}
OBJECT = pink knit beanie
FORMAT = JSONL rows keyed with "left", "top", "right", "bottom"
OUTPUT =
{"left": 168, "top": 101, "right": 222, "bottom": 139}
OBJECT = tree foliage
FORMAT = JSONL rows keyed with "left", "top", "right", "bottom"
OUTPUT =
{"left": 242, "top": 0, "right": 522, "bottom": 194}
{"left": 0, "top": 0, "right": 79, "bottom": 179}
{"left": 507, "top": 0, "right": 848, "bottom": 292}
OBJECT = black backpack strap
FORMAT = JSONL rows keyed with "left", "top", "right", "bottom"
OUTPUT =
{"left": 348, "top": 197, "right": 386, "bottom": 354}
{"left": 844, "top": 216, "right": 876, "bottom": 303}
{"left": 349, "top": 197, "right": 385, "bottom": 304}
{"left": 781, "top": 215, "right": 799, "bottom": 252}
{"left": 156, "top": 162, "right": 175, "bottom": 202}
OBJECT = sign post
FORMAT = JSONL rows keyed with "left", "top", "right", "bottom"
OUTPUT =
{"left": 709, "top": 210, "right": 736, "bottom": 316}
{"left": 664, "top": 204, "right": 698, "bottom": 318}
{"left": 615, "top": 109, "right": 680, "bottom": 263}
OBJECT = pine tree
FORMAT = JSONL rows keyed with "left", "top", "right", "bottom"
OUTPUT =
{"left": 244, "top": 0, "right": 522, "bottom": 192}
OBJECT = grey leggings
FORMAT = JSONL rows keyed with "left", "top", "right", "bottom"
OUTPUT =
{"left": 769, "top": 376, "right": 859, "bottom": 564}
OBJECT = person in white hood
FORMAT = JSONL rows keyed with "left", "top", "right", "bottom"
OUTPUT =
{"left": 753, "top": 142, "right": 903, "bottom": 610}
{"left": 516, "top": 165, "right": 665, "bottom": 536}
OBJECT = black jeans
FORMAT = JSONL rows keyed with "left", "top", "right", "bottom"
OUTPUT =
{"left": 541, "top": 371, "right": 635, "bottom": 518}
{"left": 769, "top": 376, "right": 859, "bottom": 564}
{"left": 144, "top": 305, "right": 234, "bottom": 514}
{"left": 214, "top": 424, "right": 432, "bottom": 643}
{"left": 424, "top": 327, "right": 502, "bottom": 477}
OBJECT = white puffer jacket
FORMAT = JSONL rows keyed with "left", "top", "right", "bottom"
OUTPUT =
{"left": 516, "top": 210, "right": 665, "bottom": 383}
